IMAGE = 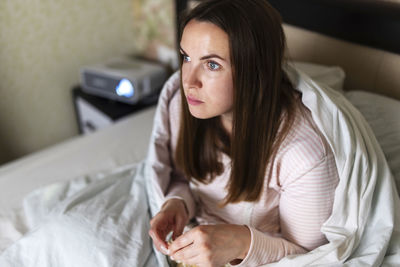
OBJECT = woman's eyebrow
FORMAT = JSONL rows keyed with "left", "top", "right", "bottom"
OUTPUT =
{"left": 200, "top": 54, "right": 225, "bottom": 61}
{"left": 179, "top": 47, "right": 188, "bottom": 55}
{"left": 179, "top": 46, "right": 226, "bottom": 61}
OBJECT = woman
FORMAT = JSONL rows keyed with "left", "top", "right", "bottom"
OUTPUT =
{"left": 148, "top": 0, "right": 339, "bottom": 266}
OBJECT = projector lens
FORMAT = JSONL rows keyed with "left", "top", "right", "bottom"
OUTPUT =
{"left": 116, "top": 79, "right": 134, "bottom": 98}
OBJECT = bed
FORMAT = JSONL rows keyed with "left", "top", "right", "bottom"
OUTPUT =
{"left": 1, "top": 0, "right": 400, "bottom": 266}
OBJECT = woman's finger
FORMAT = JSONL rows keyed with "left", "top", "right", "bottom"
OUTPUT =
{"left": 172, "top": 215, "right": 186, "bottom": 240}
{"left": 149, "top": 217, "right": 167, "bottom": 244}
{"left": 170, "top": 242, "right": 199, "bottom": 264}
{"left": 169, "top": 231, "right": 195, "bottom": 255}
{"left": 149, "top": 230, "right": 167, "bottom": 253}
{"left": 149, "top": 228, "right": 166, "bottom": 245}
{"left": 149, "top": 217, "right": 172, "bottom": 254}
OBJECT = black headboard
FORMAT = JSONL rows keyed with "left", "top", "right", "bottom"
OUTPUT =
{"left": 176, "top": 0, "right": 400, "bottom": 55}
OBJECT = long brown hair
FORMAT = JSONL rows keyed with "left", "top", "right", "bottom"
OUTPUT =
{"left": 175, "top": 0, "right": 298, "bottom": 204}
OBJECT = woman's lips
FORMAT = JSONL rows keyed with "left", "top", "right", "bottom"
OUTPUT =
{"left": 187, "top": 96, "right": 204, "bottom": 106}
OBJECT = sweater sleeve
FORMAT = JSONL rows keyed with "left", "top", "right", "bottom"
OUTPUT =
{"left": 146, "top": 72, "right": 196, "bottom": 219}
{"left": 235, "top": 149, "right": 339, "bottom": 266}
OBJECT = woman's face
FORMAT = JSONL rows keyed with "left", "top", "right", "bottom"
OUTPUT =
{"left": 180, "top": 20, "right": 234, "bottom": 123}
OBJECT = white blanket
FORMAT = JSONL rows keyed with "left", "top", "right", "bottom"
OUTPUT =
{"left": 1, "top": 67, "right": 399, "bottom": 266}
{"left": 270, "top": 66, "right": 400, "bottom": 266}
{"left": 0, "top": 163, "right": 158, "bottom": 267}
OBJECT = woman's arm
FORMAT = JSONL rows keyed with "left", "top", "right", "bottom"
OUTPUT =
{"left": 237, "top": 151, "right": 339, "bottom": 266}
{"left": 147, "top": 73, "right": 198, "bottom": 254}
{"left": 147, "top": 72, "right": 196, "bottom": 219}
{"left": 164, "top": 83, "right": 197, "bottom": 219}
{"left": 167, "top": 152, "right": 338, "bottom": 266}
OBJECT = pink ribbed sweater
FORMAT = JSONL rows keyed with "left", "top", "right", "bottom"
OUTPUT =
{"left": 162, "top": 89, "right": 339, "bottom": 266}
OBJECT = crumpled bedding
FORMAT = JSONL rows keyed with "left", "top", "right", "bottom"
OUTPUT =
{"left": 268, "top": 66, "right": 400, "bottom": 266}
{"left": 0, "top": 163, "right": 158, "bottom": 267}
{"left": 0, "top": 66, "right": 399, "bottom": 266}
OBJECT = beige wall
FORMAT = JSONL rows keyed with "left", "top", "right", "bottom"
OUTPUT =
{"left": 0, "top": 0, "right": 175, "bottom": 165}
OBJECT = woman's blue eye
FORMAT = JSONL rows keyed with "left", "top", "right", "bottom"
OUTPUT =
{"left": 208, "top": 61, "right": 220, "bottom": 70}
{"left": 182, "top": 55, "right": 191, "bottom": 62}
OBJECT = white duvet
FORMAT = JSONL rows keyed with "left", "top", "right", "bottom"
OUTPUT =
{"left": 270, "top": 66, "right": 400, "bottom": 266}
{"left": 0, "top": 164, "right": 158, "bottom": 267}
{"left": 0, "top": 66, "right": 399, "bottom": 266}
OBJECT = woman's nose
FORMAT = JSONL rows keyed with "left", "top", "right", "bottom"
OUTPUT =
{"left": 182, "top": 65, "right": 202, "bottom": 89}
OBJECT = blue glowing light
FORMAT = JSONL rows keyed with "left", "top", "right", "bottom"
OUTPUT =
{"left": 115, "top": 79, "right": 134, "bottom": 98}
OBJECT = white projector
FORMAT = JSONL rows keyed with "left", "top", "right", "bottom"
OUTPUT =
{"left": 80, "top": 57, "right": 167, "bottom": 105}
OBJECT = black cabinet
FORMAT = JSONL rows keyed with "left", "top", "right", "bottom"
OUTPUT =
{"left": 72, "top": 87, "right": 158, "bottom": 134}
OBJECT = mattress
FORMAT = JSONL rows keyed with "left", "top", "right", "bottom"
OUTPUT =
{"left": 0, "top": 106, "right": 156, "bottom": 211}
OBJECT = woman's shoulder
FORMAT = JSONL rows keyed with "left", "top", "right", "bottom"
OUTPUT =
{"left": 274, "top": 106, "right": 333, "bottom": 182}
{"left": 167, "top": 86, "right": 182, "bottom": 150}
{"left": 168, "top": 87, "right": 182, "bottom": 120}
{"left": 155, "top": 71, "right": 182, "bottom": 127}
{"left": 158, "top": 71, "right": 181, "bottom": 105}
{"left": 287, "top": 106, "right": 328, "bottom": 155}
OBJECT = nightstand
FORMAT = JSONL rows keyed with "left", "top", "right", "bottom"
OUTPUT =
{"left": 72, "top": 87, "right": 158, "bottom": 134}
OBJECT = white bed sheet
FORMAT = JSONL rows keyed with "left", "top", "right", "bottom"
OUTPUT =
{"left": 0, "top": 106, "right": 156, "bottom": 211}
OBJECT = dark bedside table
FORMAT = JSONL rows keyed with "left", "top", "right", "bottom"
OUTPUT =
{"left": 72, "top": 87, "right": 159, "bottom": 134}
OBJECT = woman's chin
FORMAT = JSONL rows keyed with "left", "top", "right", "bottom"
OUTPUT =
{"left": 189, "top": 110, "right": 212, "bottom": 120}
{"left": 190, "top": 113, "right": 209, "bottom": 119}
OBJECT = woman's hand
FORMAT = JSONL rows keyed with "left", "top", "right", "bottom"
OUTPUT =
{"left": 149, "top": 198, "right": 189, "bottom": 255}
{"left": 168, "top": 224, "right": 251, "bottom": 267}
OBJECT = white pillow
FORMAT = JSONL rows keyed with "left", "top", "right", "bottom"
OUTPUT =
{"left": 345, "top": 91, "right": 400, "bottom": 195}
{"left": 290, "top": 61, "right": 346, "bottom": 92}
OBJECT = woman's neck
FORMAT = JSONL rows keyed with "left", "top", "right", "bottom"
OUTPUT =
{"left": 220, "top": 113, "right": 233, "bottom": 136}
